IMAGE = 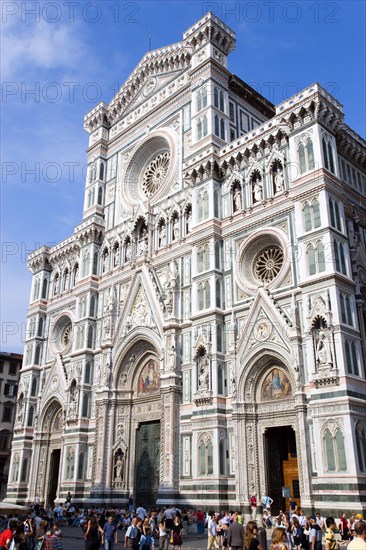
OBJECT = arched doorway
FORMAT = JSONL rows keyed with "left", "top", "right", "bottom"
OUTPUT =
{"left": 111, "top": 336, "right": 164, "bottom": 507}
{"left": 38, "top": 401, "right": 63, "bottom": 506}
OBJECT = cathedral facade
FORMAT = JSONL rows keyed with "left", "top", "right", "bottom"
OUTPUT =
{"left": 7, "top": 13, "right": 366, "bottom": 516}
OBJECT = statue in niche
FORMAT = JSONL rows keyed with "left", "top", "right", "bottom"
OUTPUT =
{"left": 169, "top": 344, "right": 177, "bottom": 370}
{"left": 253, "top": 180, "right": 263, "bottom": 203}
{"left": 114, "top": 450, "right": 125, "bottom": 480}
{"left": 197, "top": 352, "right": 209, "bottom": 391}
{"left": 138, "top": 228, "right": 148, "bottom": 255}
{"left": 233, "top": 186, "right": 242, "bottom": 212}
{"left": 17, "top": 394, "right": 24, "bottom": 422}
{"left": 159, "top": 224, "right": 166, "bottom": 247}
{"left": 172, "top": 217, "right": 179, "bottom": 241}
{"left": 113, "top": 246, "right": 119, "bottom": 267}
{"left": 125, "top": 240, "right": 132, "bottom": 262}
{"left": 316, "top": 330, "right": 333, "bottom": 366}
{"left": 186, "top": 210, "right": 192, "bottom": 234}
{"left": 274, "top": 166, "right": 285, "bottom": 193}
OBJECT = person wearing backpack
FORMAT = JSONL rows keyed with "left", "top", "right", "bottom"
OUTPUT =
{"left": 308, "top": 515, "right": 322, "bottom": 550}
{"left": 139, "top": 526, "right": 154, "bottom": 550}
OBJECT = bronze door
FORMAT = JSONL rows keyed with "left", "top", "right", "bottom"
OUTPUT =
{"left": 135, "top": 421, "right": 160, "bottom": 507}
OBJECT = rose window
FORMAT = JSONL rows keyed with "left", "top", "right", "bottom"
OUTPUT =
{"left": 61, "top": 324, "right": 72, "bottom": 347}
{"left": 142, "top": 152, "right": 170, "bottom": 196}
{"left": 254, "top": 246, "right": 284, "bottom": 282}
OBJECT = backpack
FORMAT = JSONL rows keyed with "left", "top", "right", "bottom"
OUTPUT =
{"left": 142, "top": 535, "right": 151, "bottom": 550}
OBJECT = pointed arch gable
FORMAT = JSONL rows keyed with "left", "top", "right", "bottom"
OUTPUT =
{"left": 225, "top": 170, "right": 243, "bottom": 192}
{"left": 113, "top": 266, "right": 164, "bottom": 346}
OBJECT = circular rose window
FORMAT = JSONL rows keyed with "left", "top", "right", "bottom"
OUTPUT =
{"left": 254, "top": 246, "right": 284, "bottom": 283}
{"left": 236, "top": 228, "right": 289, "bottom": 294}
{"left": 142, "top": 152, "right": 170, "bottom": 196}
{"left": 50, "top": 315, "right": 73, "bottom": 355}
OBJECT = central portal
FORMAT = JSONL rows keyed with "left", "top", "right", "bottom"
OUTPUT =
{"left": 135, "top": 421, "right": 160, "bottom": 507}
{"left": 47, "top": 449, "right": 61, "bottom": 506}
{"left": 265, "top": 426, "right": 300, "bottom": 513}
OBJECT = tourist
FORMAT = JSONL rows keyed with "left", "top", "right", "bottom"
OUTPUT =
{"left": 338, "top": 512, "right": 350, "bottom": 541}
{"left": 35, "top": 519, "right": 48, "bottom": 550}
{"left": 207, "top": 513, "right": 219, "bottom": 550}
{"left": 102, "top": 515, "right": 118, "bottom": 550}
{"left": 347, "top": 521, "right": 366, "bottom": 549}
{"left": 324, "top": 517, "right": 337, "bottom": 550}
{"left": 84, "top": 516, "right": 103, "bottom": 550}
{"left": 228, "top": 511, "right": 244, "bottom": 550}
{"left": 291, "top": 516, "right": 302, "bottom": 550}
{"left": 125, "top": 517, "right": 139, "bottom": 550}
{"left": 249, "top": 495, "right": 257, "bottom": 521}
{"left": 270, "top": 528, "right": 288, "bottom": 550}
{"left": 262, "top": 496, "right": 273, "bottom": 512}
{"left": 244, "top": 522, "right": 262, "bottom": 550}
{"left": 171, "top": 514, "right": 183, "bottom": 550}
{"left": 308, "top": 515, "right": 322, "bottom": 550}
{"left": 196, "top": 510, "right": 205, "bottom": 539}
{"left": 139, "top": 526, "right": 154, "bottom": 550}
{"left": 158, "top": 516, "right": 169, "bottom": 550}
{"left": 289, "top": 498, "right": 297, "bottom": 517}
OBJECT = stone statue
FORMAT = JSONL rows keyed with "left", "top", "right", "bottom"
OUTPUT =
{"left": 125, "top": 240, "right": 131, "bottom": 262}
{"left": 274, "top": 167, "right": 285, "bottom": 193}
{"left": 115, "top": 453, "right": 124, "bottom": 480}
{"left": 253, "top": 181, "right": 263, "bottom": 203}
{"left": 139, "top": 229, "right": 148, "bottom": 254}
{"left": 186, "top": 210, "right": 192, "bottom": 233}
{"left": 316, "top": 330, "right": 333, "bottom": 366}
{"left": 172, "top": 217, "right": 179, "bottom": 240}
{"left": 233, "top": 187, "right": 242, "bottom": 211}
{"left": 159, "top": 224, "right": 166, "bottom": 247}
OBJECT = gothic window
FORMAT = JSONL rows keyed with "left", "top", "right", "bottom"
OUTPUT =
{"left": 198, "top": 435, "right": 213, "bottom": 475}
{"left": 298, "top": 137, "right": 315, "bottom": 174}
{"left": 216, "top": 322, "right": 223, "bottom": 351}
{"left": 322, "top": 134, "right": 335, "bottom": 173}
{"left": 340, "top": 292, "right": 353, "bottom": 326}
{"left": 77, "top": 452, "right": 85, "bottom": 480}
{"left": 27, "top": 405, "right": 34, "bottom": 427}
{"left": 214, "top": 187, "right": 220, "bottom": 218}
{"left": 90, "top": 294, "right": 97, "bottom": 317}
{"left": 31, "top": 377, "right": 37, "bottom": 397}
{"left": 219, "top": 438, "right": 226, "bottom": 475}
{"left": 307, "top": 241, "right": 325, "bottom": 275}
{"left": 37, "top": 316, "right": 44, "bottom": 337}
{"left": 204, "top": 281, "right": 211, "bottom": 308}
{"left": 41, "top": 278, "right": 48, "bottom": 299}
{"left": 97, "top": 186, "right": 103, "bottom": 205}
{"left": 197, "top": 116, "right": 208, "bottom": 140}
{"left": 11, "top": 453, "right": 20, "bottom": 482}
{"left": 214, "top": 87, "right": 225, "bottom": 111}
{"left": 82, "top": 392, "right": 91, "bottom": 418}
{"left": 216, "top": 279, "right": 222, "bottom": 308}
{"left": 214, "top": 115, "right": 225, "bottom": 139}
{"left": 29, "top": 318, "right": 36, "bottom": 339}
{"left": 333, "top": 240, "right": 348, "bottom": 275}
{"left": 198, "top": 284, "right": 204, "bottom": 310}
{"left": 329, "top": 197, "right": 342, "bottom": 231}
{"left": 197, "top": 87, "right": 207, "bottom": 112}
{"left": 323, "top": 426, "right": 348, "bottom": 472}
{"left": 87, "top": 324, "right": 94, "bottom": 349}
{"left": 197, "top": 190, "right": 209, "bottom": 222}
{"left": 65, "top": 447, "right": 75, "bottom": 480}
{"left": 99, "top": 162, "right": 105, "bottom": 181}
{"left": 215, "top": 241, "right": 222, "bottom": 269}
{"left": 33, "top": 278, "right": 40, "bottom": 301}
{"left": 303, "top": 198, "right": 321, "bottom": 232}
{"left": 85, "top": 362, "right": 92, "bottom": 384}
{"left": 356, "top": 421, "right": 366, "bottom": 472}
{"left": 345, "top": 340, "right": 360, "bottom": 376}
{"left": 34, "top": 343, "right": 41, "bottom": 365}
{"left": 20, "top": 456, "right": 28, "bottom": 483}
{"left": 229, "top": 102, "right": 235, "bottom": 122}
{"left": 203, "top": 115, "right": 208, "bottom": 136}
{"left": 218, "top": 363, "right": 227, "bottom": 395}
{"left": 197, "top": 281, "right": 210, "bottom": 310}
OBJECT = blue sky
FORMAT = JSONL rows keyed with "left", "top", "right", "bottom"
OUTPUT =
{"left": 1, "top": 0, "right": 365, "bottom": 352}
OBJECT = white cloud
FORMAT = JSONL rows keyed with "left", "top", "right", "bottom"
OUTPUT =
{"left": 2, "top": 19, "right": 88, "bottom": 80}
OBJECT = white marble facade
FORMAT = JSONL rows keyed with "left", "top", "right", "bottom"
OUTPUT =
{"left": 7, "top": 13, "right": 366, "bottom": 515}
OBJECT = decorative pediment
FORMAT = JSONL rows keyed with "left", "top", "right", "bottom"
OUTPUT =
{"left": 114, "top": 267, "right": 163, "bottom": 343}
{"left": 39, "top": 355, "right": 68, "bottom": 412}
{"left": 237, "top": 288, "right": 293, "bottom": 360}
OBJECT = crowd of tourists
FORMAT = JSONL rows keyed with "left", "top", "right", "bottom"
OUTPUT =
{"left": 1, "top": 497, "right": 366, "bottom": 550}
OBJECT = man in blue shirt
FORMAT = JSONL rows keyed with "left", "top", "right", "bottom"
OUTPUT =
{"left": 102, "top": 515, "right": 118, "bottom": 550}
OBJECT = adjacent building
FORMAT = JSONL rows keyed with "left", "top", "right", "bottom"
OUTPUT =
{"left": 0, "top": 352, "right": 22, "bottom": 500}
{"left": 6, "top": 13, "right": 366, "bottom": 515}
